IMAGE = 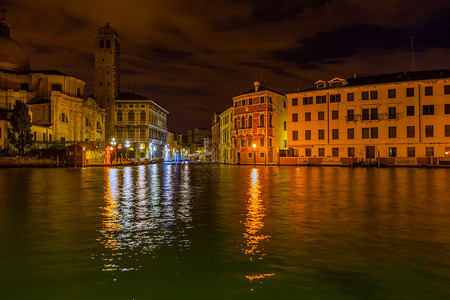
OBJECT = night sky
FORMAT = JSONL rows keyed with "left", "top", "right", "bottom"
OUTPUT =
{"left": 4, "top": 0, "right": 449, "bottom": 133}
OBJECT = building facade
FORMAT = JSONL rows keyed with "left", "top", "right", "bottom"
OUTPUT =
{"left": 113, "top": 92, "right": 168, "bottom": 159}
{"left": 219, "top": 107, "right": 233, "bottom": 163}
{"left": 286, "top": 70, "right": 450, "bottom": 165}
{"left": 94, "top": 23, "right": 120, "bottom": 140}
{"left": 211, "top": 112, "right": 220, "bottom": 161}
{"left": 187, "top": 128, "right": 211, "bottom": 154}
{"left": 232, "top": 81, "right": 287, "bottom": 164}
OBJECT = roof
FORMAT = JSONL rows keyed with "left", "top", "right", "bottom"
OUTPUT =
{"left": 115, "top": 92, "right": 148, "bottom": 100}
{"left": 235, "top": 85, "right": 285, "bottom": 97}
{"left": 295, "top": 69, "right": 450, "bottom": 93}
{"left": 27, "top": 98, "right": 51, "bottom": 104}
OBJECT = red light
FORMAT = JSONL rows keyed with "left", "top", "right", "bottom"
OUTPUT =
{"left": 109, "top": 146, "right": 114, "bottom": 151}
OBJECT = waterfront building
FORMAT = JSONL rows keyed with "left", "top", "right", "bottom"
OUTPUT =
{"left": 94, "top": 23, "right": 120, "bottom": 141}
{"left": 113, "top": 92, "right": 168, "bottom": 159}
{"left": 286, "top": 70, "right": 450, "bottom": 165}
{"left": 232, "top": 81, "right": 287, "bottom": 164}
{"left": 219, "top": 107, "right": 233, "bottom": 163}
{"left": 211, "top": 112, "right": 220, "bottom": 161}
{"left": 0, "top": 15, "right": 105, "bottom": 150}
{"left": 187, "top": 128, "right": 211, "bottom": 154}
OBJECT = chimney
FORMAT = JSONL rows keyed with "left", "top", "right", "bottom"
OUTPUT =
{"left": 254, "top": 81, "right": 260, "bottom": 92}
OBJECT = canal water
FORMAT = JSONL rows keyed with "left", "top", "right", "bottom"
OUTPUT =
{"left": 1, "top": 165, "right": 450, "bottom": 299}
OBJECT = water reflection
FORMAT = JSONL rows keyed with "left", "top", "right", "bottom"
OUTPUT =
{"left": 243, "top": 168, "right": 274, "bottom": 288}
{"left": 97, "top": 164, "right": 194, "bottom": 274}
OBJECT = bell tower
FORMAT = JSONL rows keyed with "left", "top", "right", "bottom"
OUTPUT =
{"left": 94, "top": 23, "right": 120, "bottom": 141}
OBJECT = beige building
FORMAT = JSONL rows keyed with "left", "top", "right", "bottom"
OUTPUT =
{"left": 232, "top": 81, "right": 287, "bottom": 164}
{"left": 219, "top": 107, "right": 233, "bottom": 163}
{"left": 0, "top": 15, "right": 105, "bottom": 150}
{"left": 113, "top": 92, "right": 168, "bottom": 159}
{"left": 286, "top": 70, "right": 450, "bottom": 165}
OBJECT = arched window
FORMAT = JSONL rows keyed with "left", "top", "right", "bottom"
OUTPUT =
{"left": 269, "top": 114, "right": 272, "bottom": 127}
{"left": 260, "top": 114, "right": 264, "bottom": 127}
{"left": 85, "top": 118, "right": 90, "bottom": 127}
{"left": 234, "top": 118, "right": 237, "bottom": 129}
{"left": 140, "top": 111, "right": 146, "bottom": 122}
{"left": 60, "top": 113, "right": 68, "bottom": 123}
{"left": 100, "top": 40, "right": 104, "bottom": 48}
{"left": 128, "top": 111, "right": 135, "bottom": 122}
{"left": 241, "top": 116, "right": 245, "bottom": 129}
{"left": 106, "top": 40, "right": 111, "bottom": 48}
{"left": 248, "top": 115, "right": 252, "bottom": 128}
{"left": 117, "top": 111, "right": 122, "bottom": 121}
{"left": 97, "top": 122, "right": 101, "bottom": 131}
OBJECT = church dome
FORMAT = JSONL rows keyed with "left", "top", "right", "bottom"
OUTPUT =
{"left": 0, "top": 16, "right": 30, "bottom": 72}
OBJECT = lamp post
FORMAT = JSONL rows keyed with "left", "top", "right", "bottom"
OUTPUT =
{"left": 111, "top": 138, "right": 117, "bottom": 163}
{"left": 253, "top": 143, "right": 256, "bottom": 166}
{"left": 125, "top": 141, "right": 130, "bottom": 159}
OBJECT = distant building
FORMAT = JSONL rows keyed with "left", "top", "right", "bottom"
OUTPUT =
{"left": 285, "top": 70, "right": 450, "bottom": 165}
{"left": 0, "top": 15, "right": 105, "bottom": 150}
{"left": 211, "top": 112, "right": 220, "bottom": 161}
{"left": 187, "top": 128, "right": 211, "bottom": 154}
{"left": 219, "top": 107, "right": 233, "bottom": 163}
{"left": 94, "top": 23, "right": 120, "bottom": 141}
{"left": 113, "top": 92, "right": 168, "bottom": 159}
{"left": 232, "top": 81, "right": 287, "bottom": 164}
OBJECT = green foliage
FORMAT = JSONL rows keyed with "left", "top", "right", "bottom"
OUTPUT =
{"left": 8, "top": 100, "right": 33, "bottom": 155}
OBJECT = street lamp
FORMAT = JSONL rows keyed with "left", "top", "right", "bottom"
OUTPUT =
{"left": 253, "top": 143, "right": 256, "bottom": 166}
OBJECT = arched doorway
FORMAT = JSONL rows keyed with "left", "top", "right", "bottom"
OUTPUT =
{"left": 237, "top": 152, "right": 241, "bottom": 164}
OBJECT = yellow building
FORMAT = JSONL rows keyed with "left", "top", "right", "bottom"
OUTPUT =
{"left": 219, "top": 107, "right": 233, "bottom": 164}
{"left": 0, "top": 15, "right": 105, "bottom": 150}
{"left": 286, "top": 70, "right": 450, "bottom": 166}
{"left": 113, "top": 92, "right": 168, "bottom": 159}
{"left": 232, "top": 81, "right": 287, "bottom": 164}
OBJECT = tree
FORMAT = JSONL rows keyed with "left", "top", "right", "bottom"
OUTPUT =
{"left": 8, "top": 100, "right": 33, "bottom": 155}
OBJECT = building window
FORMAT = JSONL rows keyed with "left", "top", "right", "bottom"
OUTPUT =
{"left": 248, "top": 115, "right": 253, "bottom": 128}
{"left": 407, "top": 147, "right": 415, "bottom": 157}
{"left": 284, "top": 121, "right": 286, "bottom": 131}
{"left": 388, "top": 126, "right": 397, "bottom": 138}
{"left": 318, "top": 111, "right": 324, "bottom": 120}
{"left": 20, "top": 83, "right": 29, "bottom": 91}
{"left": 305, "top": 148, "right": 311, "bottom": 157}
{"left": 140, "top": 129, "right": 146, "bottom": 139}
{"left": 425, "top": 125, "right": 434, "bottom": 137}
{"left": 445, "top": 85, "right": 450, "bottom": 95}
{"left": 305, "top": 112, "right": 311, "bottom": 121}
{"left": 426, "top": 147, "right": 434, "bottom": 157}
{"left": 260, "top": 96, "right": 265, "bottom": 104}
{"left": 330, "top": 94, "right": 341, "bottom": 103}
{"left": 85, "top": 118, "right": 91, "bottom": 127}
{"left": 371, "top": 127, "right": 378, "bottom": 138}
{"left": 292, "top": 131, "right": 298, "bottom": 141}
{"left": 260, "top": 152, "right": 265, "bottom": 158}
{"left": 348, "top": 147, "right": 355, "bottom": 157}
{"left": 445, "top": 125, "right": 450, "bottom": 137}
{"left": 318, "top": 129, "right": 325, "bottom": 140}
{"left": 362, "top": 128, "right": 369, "bottom": 139}
{"left": 407, "top": 106, "right": 415, "bottom": 116}
{"left": 248, "top": 152, "right": 252, "bottom": 158}
{"left": 388, "top": 89, "right": 396, "bottom": 98}
{"left": 424, "top": 86, "right": 433, "bottom": 96}
{"left": 406, "top": 87, "right": 414, "bottom": 97}
{"left": 260, "top": 114, "right": 265, "bottom": 127}
{"left": 292, "top": 113, "right": 298, "bottom": 122}
{"left": 241, "top": 139, "right": 245, "bottom": 147}
{"left": 247, "top": 138, "right": 252, "bottom": 147}
{"left": 362, "top": 91, "right": 369, "bottom": 100}
{"left": 347, "top": 109, "right": 354, "bottom": 121}
{"left": 388, "top": 107, "right": 396, "bottom": 119}
{"left": 445, "top": 104, "right": 450, "bottom": 114}
{"left": 305, "top": 130, "right": 311, "bottom": 140}
{"left": 331, "top": 110, "right": 338, "bottom": 120}
{"left": 128, "top": 111, "right": 135, "bottom": 122}
{"left": 269, "top": 138, "right": 272, "bottom": 147}
{"left": 100, "top": 40, "right": 104, "bottom": 48}
{"left": 269, "top": 97, "right": 272, "bottom": 103}
{"left": 407, "top": 126, "right": 415, "bottom": 138}
{"left": 371, "top": 108, "right": 378, "bottom": 120}
{"left": 303, "top": 97, "right": 313, "bottom": 105}
{"left": 423, "top": 105, "right": 434, "bottom": 115}
{"left": 52, "top": 84, "right": 62, "bottom": 92}
{"left": 331, "top": 129, "right": 339, "bottom": 139}
{"left": 234, "top": 102, "right": 237, "bottom": 108}
{"left": 292, "top": 98, "right": 298, "bottom": 106}
{"left": 332, "top": 148, "right": 339, "bottom": 157}
{"left": 241, "top": 116, "right": 245, "bottom": 129}
{"left": 318, "top": 148, "right": 325, "bottom": 157}
{"left": 389, "top": 147, "right": 397, "bottom": 157}
{"left": 362, "top": 109, "right": 369, "bottom": 120}
{"left": 140, "top": 111, "right": 146, "bottom": 122}
{"left": 234, "top": 118, "right": 237, "bottom": 129}
{"left": 249, "top": 98, "right": 253, "bottom": 105}
{"left": 316, "top": 95, "right": 326, "bottom": 104}
{"left": 347, "top": 93, "right": 354, "bottom": 102}
{"left": 370, "top": 91, "right": 377, "bottom": 99}
{"left": 242, "top": 99, "right": 246, "bottom": 106}
{"left": 348, "top": 128, "right": 355, "bottom": 139}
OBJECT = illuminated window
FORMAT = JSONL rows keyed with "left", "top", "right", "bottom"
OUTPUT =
{"left": 389, "top": 147, "right": 397, "bottom": 157}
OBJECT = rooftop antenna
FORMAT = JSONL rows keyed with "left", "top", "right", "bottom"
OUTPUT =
{"left": 409, "top": 36, "right": 416, "bottom": 72}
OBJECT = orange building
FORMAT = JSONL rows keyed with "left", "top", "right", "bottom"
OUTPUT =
{"left": 232, "top": 82, "right": 287, "bottom": 164}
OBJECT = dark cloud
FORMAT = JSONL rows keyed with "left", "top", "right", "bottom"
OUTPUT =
{"left": 2, "top": 0, "right": 449, "bottom": 133}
